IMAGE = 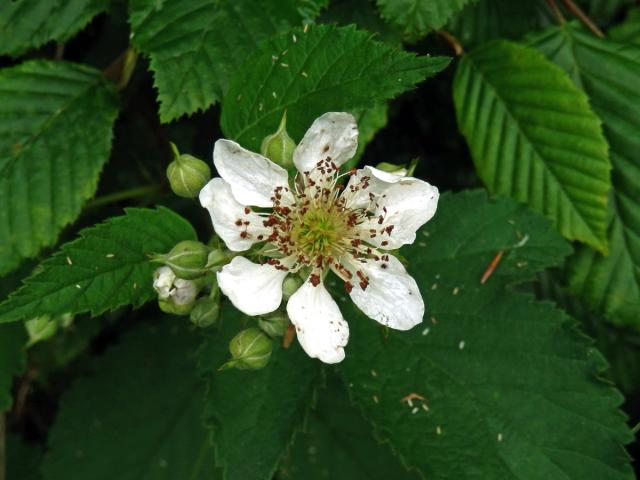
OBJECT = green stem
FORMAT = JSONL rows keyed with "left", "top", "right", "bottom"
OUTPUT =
{"left": 546, "top": 0, "right": 566, "bottom": 24}
{"left": 85, "top": 185, "right": 163, "bottom": 209}
{"left": 632, "top": 421, "right": 640, "bottom": 436}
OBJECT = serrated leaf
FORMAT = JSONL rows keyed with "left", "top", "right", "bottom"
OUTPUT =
{"left": 577, "top": 0, "right": 634, "bottom": 26}
{"left": 42, "top": 319, "right": 217, "bottom": 480}
{"left": 0, "top": 323, "right": 27, "bottom": 411}
{"left": 0, "top": 208, "right": 196, "bottom": 324}
{"left": 336, "top": 190, "right": 633, "bottom": 479}
{"left": 0, "top": 60, "right": 119, "bottom": 275}
{"left": 529, "top": 24, "right": 640, "bottom": 330}
{"left": 447, "top": 0, "right": 551, "bottom": 48}
{"left": 376, "top": 0, "right": 474, "bottom": 39}
{"left": 453, "top": 40, "right": 611, "bottom": 252}
{"left": 610, "top": 8, "right": 640, "bottom": 45}
{"left": 279, "top": 373, "right": 419, "bottom": 480}
{"left": 198, "top": 307, "right": 321, "bottom": 480}
{"left": 0, "top": 0, "right": 108, "bottom": 57}
{"left": 221, "top": 24, "right": 450, "bottom": 151}
{"left": 129, "top": 0, "right": 326, "bottom": 122}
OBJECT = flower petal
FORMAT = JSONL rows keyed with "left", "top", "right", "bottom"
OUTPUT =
{"left": 217, "top": 256, "right": 287, "bottom": 316}
{"left": 287, "top": 278, "right": 349, "bottom": 364}
{"left": 293, "top": 112, "right": 358, "bottom": 173}
{"left": 350, "top": 255, "right": 424, "bottom": 330}
{"left": 213, "top": 139, "right": 290, "bottom": 207}
{"left": 199, "top": 178, "right": 270, "bottom": 251}
{"left": 348, "top": 166, "right": 438, "bottom": 249}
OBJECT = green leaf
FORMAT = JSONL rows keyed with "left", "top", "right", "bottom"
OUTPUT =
{"left": 376, "top": 0, "right": 474, "bottom": 39}
{"left": 336, "top": 190, "right": 633, "bottom": 479}
{"left": 447, "top": 0, "right": 551, "bottom": 48}
{"left": 279, "top": 373, "right": 419, "bottom": 480}
{"left": 0, "top": 208, "right": 196, "bottom": 324}
{"left": 0, "top": 0, "right": 108, "bottom": 57}
{"left": 0, "top": 60, "right": 119, "bottom": 275}
{"left": 221, "top": 24, "right": 450, "bottom": 151}
{"left": 129, "top": 0, "right": 326, "bottom": 122}
{"left": 453, "top": 40, "right": 611, "bottom": 252}
{"left": 610, "top": 8, "right": 640, "bottom": 45}
{"left": 577, "top": 0, "right": 634, "bottom": 26}
{"left": 42, "top": 319, "right": 217, "bottom": 480}
{"left": 529, "top": 24, "right": 640, "bottom": 330}
{"left": 198, "top": 306, "right": 321, "bottom": 480}
{"left": 0, "top": 323, "right": 27, "bottom": 411}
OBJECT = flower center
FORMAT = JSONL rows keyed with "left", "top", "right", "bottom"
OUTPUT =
{"left": 292, "top": 206, "right": 347, "bottom": 258}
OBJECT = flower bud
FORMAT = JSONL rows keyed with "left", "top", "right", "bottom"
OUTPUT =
{"left": 166, "top": 143, "right": 211, "bottom": 198}
{"left": 25, "top": 315, "right": 57, "bottom": 346}
{"left": 162, "top": 240, "right": 210, "bottom": 279}
{"left": 153, "top": 266, "right": 176, "bottom": 299}
{"left": 260, "top": 112, "right": 296, "bottom": 170}
{"left": 375, "top": 158, "right": 418, "bottom": 177}
{"left": 153, "top": 266, "right": 198, "bottom": 315}
{"left": 205, "top": 249, "right": 228, "bottom": 269}
{"left": 282, "top": 275, "right": 303, "bottom": 300}
{"left": 222, "top": 328, "right": 272, "bottom": 370}
{"left": 258, "top": 311, "right": 290, "bottom": 337}
{"left": 190, "top": 296, "right": 220, "bottom": 328}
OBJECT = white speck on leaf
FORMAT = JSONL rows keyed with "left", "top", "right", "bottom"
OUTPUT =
{"left": 459, "top": 340, "right": 465, "bottom": 350}
{"left": 411, "top": 407, "right": 419, "bottom": 414}
{"left": 421, "top": 327, "right": 430, "bottom": 336}
{"left": 66, "top": 256, "right": 72, "bottom": 265}
{"left": 453, "top": 287, "right": 460, "bottom": 295}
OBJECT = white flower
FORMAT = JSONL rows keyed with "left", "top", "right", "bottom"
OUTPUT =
{"left": 200, "top": 112, "right": 439, "bottom": 364}
{"left": 152, "top": 266, "right": 198, "bottom": 306}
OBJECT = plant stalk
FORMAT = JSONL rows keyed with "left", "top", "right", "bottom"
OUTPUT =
{"left": 546, "top": 0, "right": 567, "bottom": 24}
{"left": 85, "top": 184, "right": 163, "bottom": 209}
{"left": 561, "top": 0, "right": 604, "bottom": 37}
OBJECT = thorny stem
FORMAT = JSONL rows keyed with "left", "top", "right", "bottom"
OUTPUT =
{"left": 104, "top": 47, "right": 139, "bottom": 91}
{"left": 438, "top": 30, "right": 464, "bottom": 56}
{"left": 84, "top": 184, "right": 163, "bottom": 209}
{"left": 546, "top": 0, "right": 566, "bottom": 24}
{"left": 561, "top": 0, "right": 605, "bottom": 37}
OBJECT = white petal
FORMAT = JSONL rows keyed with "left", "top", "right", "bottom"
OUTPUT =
{"left": 217, "top": 257, "right": 287, "bottom": 316}
{"left": 199, "top": 178, "right": 270, "bottom": 252}
{"left": 287, "top": 279, "right": 349, "bottom": 364}
{"left": 350, "top": 255, "right": 424, "bottom": 330}
{"left": 213, "top": 139, "right": 290, "bottom": 207}
{"left": 343, "top": 166, "right": 404, "bottom": 209}
{"left": 172, "top": 279, "right": 198, "bottom": 305}
{"left": 153, "top": 266, "right": 176, "bottom": 299}
{"left": 348, "top": 166, "right": 439, "bottom": 249}
{"left": 293, "top": 112, "right": 358, "bottom": 173}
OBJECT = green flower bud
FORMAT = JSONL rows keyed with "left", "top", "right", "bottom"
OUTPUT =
{"left": 260, "top": 112, "right": 296, "bottom": 170}
{"left": 166, "top": 143, "right": 211, "bottom": 198}
{"left": 258, "top": 311, "right": 290, "bottom": 337}
{"left": 222, "top": 328, "right": 272, "bottom": 370}
{"left": 205, "top": 249, "right": 228, "bottom": 269}
{"left": 282, "top": 275, "right": 303, "bottom": 300}
{"left": 154, "top": 266, "right": 198, "bottom": 315}
{"left": 190, "top": 296, "right": 220, "bottom": 328}
{"left": 375, "top": 158, "right": 418, "bottom": 177}
{"left": 25, "top": 315, "right": 57, "bottom": 346}
{"left": 159, "top": 240, "right": 210, "bottom": 279}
